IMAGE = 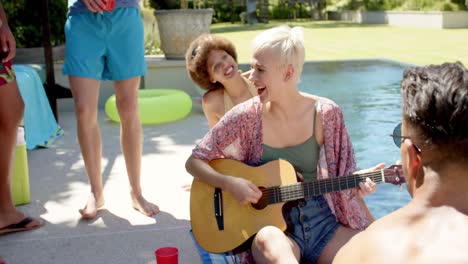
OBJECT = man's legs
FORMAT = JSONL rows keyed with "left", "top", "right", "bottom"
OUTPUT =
{"left": 114, "top": 77, "right": 159, "bottom": 216}
{"left": 0, "top": 80, "right": 42, "bottom": 229}
{"left": 69, "top": 76, "right": 104, "bottom": 219}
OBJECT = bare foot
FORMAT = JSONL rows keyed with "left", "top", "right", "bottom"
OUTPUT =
{"left": 79, "top": 193, "right": 104, "bottom": 219}
{"left": 0, "top": 256, "right": 6, "bottom": 264}
{"left": 131, "top": 194, "right": 160, "bottom": 217}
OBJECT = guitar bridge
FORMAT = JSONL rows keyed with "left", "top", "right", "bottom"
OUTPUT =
{"left": 214, "top": 188, "right": 224, "bottom": 231}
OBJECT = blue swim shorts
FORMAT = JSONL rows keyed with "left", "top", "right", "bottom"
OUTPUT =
{"left": 62, "top": 7, "right": 146, "bottom": 81}
{"left": 285, "top": 195, "right": 340, "bottom": 263}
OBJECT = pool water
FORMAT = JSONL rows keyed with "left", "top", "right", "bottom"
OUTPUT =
{"left": 298, "top": 60, "right": 412, "bottom": 219}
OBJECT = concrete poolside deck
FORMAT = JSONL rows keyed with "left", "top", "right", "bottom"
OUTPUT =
{"left": 0, "top": 108, "right": 208, "bottom": 264}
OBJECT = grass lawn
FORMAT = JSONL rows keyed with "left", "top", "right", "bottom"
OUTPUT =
{"left": 209, "top": 20, "right": 468, "bottom": 66}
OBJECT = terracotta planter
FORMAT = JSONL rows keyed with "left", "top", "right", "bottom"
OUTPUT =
{"left": 14, "top": 45, "right": 65, "bottom": 64}
{"left": 154, "top": 9, "right": 213, "bottom": 60}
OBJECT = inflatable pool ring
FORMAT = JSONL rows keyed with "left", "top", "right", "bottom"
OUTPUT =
{"left": 105, "top": 89, "right": 192, "bottom": 125}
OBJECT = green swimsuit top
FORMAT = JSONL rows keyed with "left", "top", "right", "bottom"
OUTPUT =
{"left": 261, "top": 102, "right": 320, "bottom": 182}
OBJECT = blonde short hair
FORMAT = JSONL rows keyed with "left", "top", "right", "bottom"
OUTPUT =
{"left": 252, "top": 25, "right": 305, "bottom": 83}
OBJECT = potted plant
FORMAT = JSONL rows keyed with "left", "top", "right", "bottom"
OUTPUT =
{"left": 149, "top": 0, "right": 214, "bottom": 60}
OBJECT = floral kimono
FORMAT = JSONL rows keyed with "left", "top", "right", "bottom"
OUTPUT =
{"left": 193, "top": 96, "right": 371, "bottom": 263}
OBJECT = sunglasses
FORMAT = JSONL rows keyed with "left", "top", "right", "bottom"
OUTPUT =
{"left": 390, "top": 123, "right": 422, "bottom": 153}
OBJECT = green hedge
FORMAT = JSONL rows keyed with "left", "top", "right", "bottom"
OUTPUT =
{"left": 271, "top": 2, "right": 311, "bottom": 20}
{"left": 4, "top": 0, "right": 67, "bottom": 48}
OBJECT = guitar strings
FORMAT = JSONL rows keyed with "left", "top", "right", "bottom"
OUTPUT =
{"left": 263, "top": 172, "right": 383, "bottom": 202}
{"left": 265, "top": 171, "right": 393, "bottom": 202}
{"left": 260, "top": 169, "right": 400, "bottom": 203}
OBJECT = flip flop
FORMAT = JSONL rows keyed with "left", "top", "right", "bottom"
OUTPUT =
{"left": 0, "top": 216, "right": 44, "bottom": 236}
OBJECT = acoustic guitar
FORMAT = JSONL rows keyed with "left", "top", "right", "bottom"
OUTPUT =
{"left": 190, "top": 159, "right": 404, "bottom": 253}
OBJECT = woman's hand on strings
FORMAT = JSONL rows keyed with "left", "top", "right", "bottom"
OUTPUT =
{"left": 355, "top": 163, "right": 385, "bottom": 198}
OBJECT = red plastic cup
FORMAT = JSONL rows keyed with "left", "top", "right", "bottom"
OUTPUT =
{"left": 155, "top": 247, "right": 178, "bottom": 264}
{"left": 102, "top": 0, "right": 115, "bottom": 12}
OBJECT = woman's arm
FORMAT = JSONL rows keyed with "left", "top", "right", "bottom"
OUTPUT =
{"left": 201, "top": 89, "right": 224, "bottom": 128}
{"left": 0, "top": 2, "right": 16, "bottom": 62}
{"left": 185, "top": 154, "right": 262, "bottom": 205}
{"left": 186, "top": 155, "right": 230, "bottom": 190}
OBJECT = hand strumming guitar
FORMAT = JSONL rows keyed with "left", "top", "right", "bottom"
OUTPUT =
{"left": 224, "top": 175, "right": 262, "bottom": 205}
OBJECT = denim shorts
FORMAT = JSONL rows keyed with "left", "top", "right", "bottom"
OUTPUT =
{"left": 62, "top": 7, "right": 146, "bottom": 81}
{"left": 285, "top": 195, "right": 340, "bottom": 263}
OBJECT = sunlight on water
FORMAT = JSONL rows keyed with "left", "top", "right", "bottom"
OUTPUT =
{"left": 299, "top": 60, "right": 412, "bottom": 219}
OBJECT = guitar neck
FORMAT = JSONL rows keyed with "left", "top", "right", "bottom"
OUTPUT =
{"left": 264, "top": 170, "right": 385, "bottom": 204}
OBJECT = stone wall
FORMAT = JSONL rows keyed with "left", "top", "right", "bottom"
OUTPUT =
{"left": 339, "top": 11, "right": 468, "bottom": 28}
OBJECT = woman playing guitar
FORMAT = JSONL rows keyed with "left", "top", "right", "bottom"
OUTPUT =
{"left": 186, "top": 25, "right": 381, "bottom": 264}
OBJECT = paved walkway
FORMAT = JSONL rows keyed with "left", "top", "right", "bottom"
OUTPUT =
{"left": 1, "top": 110, "right": 208, "bottom": 264}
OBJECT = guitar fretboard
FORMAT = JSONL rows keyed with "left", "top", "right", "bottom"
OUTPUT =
{"left": 263, "top": 170, "right": 388, "bottom": 204}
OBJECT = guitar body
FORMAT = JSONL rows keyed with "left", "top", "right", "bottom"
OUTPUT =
{"left": 190, "top": 159, "right": 297, "bottom": 253}
{"left": 190, "top": 159, "right": 404, "bottom": 253}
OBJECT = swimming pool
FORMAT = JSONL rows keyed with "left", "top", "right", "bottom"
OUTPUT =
{"left": 299, "top": 59, "right": 412, "bottom": 219}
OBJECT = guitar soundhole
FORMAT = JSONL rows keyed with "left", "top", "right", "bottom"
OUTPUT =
{"left": 252, "top": 186, "right": 268, "bottom": 210}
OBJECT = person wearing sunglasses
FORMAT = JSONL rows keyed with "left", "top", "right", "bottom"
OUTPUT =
{"left": 334, "top": 62, "right": 468, "bottom": 263}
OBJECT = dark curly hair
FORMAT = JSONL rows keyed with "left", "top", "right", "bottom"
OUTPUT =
{"left": 185, "top": 34, "right": 237, "bottom": 91}
{"left": 401, "top": 62, "right": 468, "bottom": 156}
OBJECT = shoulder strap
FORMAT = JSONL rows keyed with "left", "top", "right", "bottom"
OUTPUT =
{"left": 223, "top": 90, "right": 234, "bottom": 113}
